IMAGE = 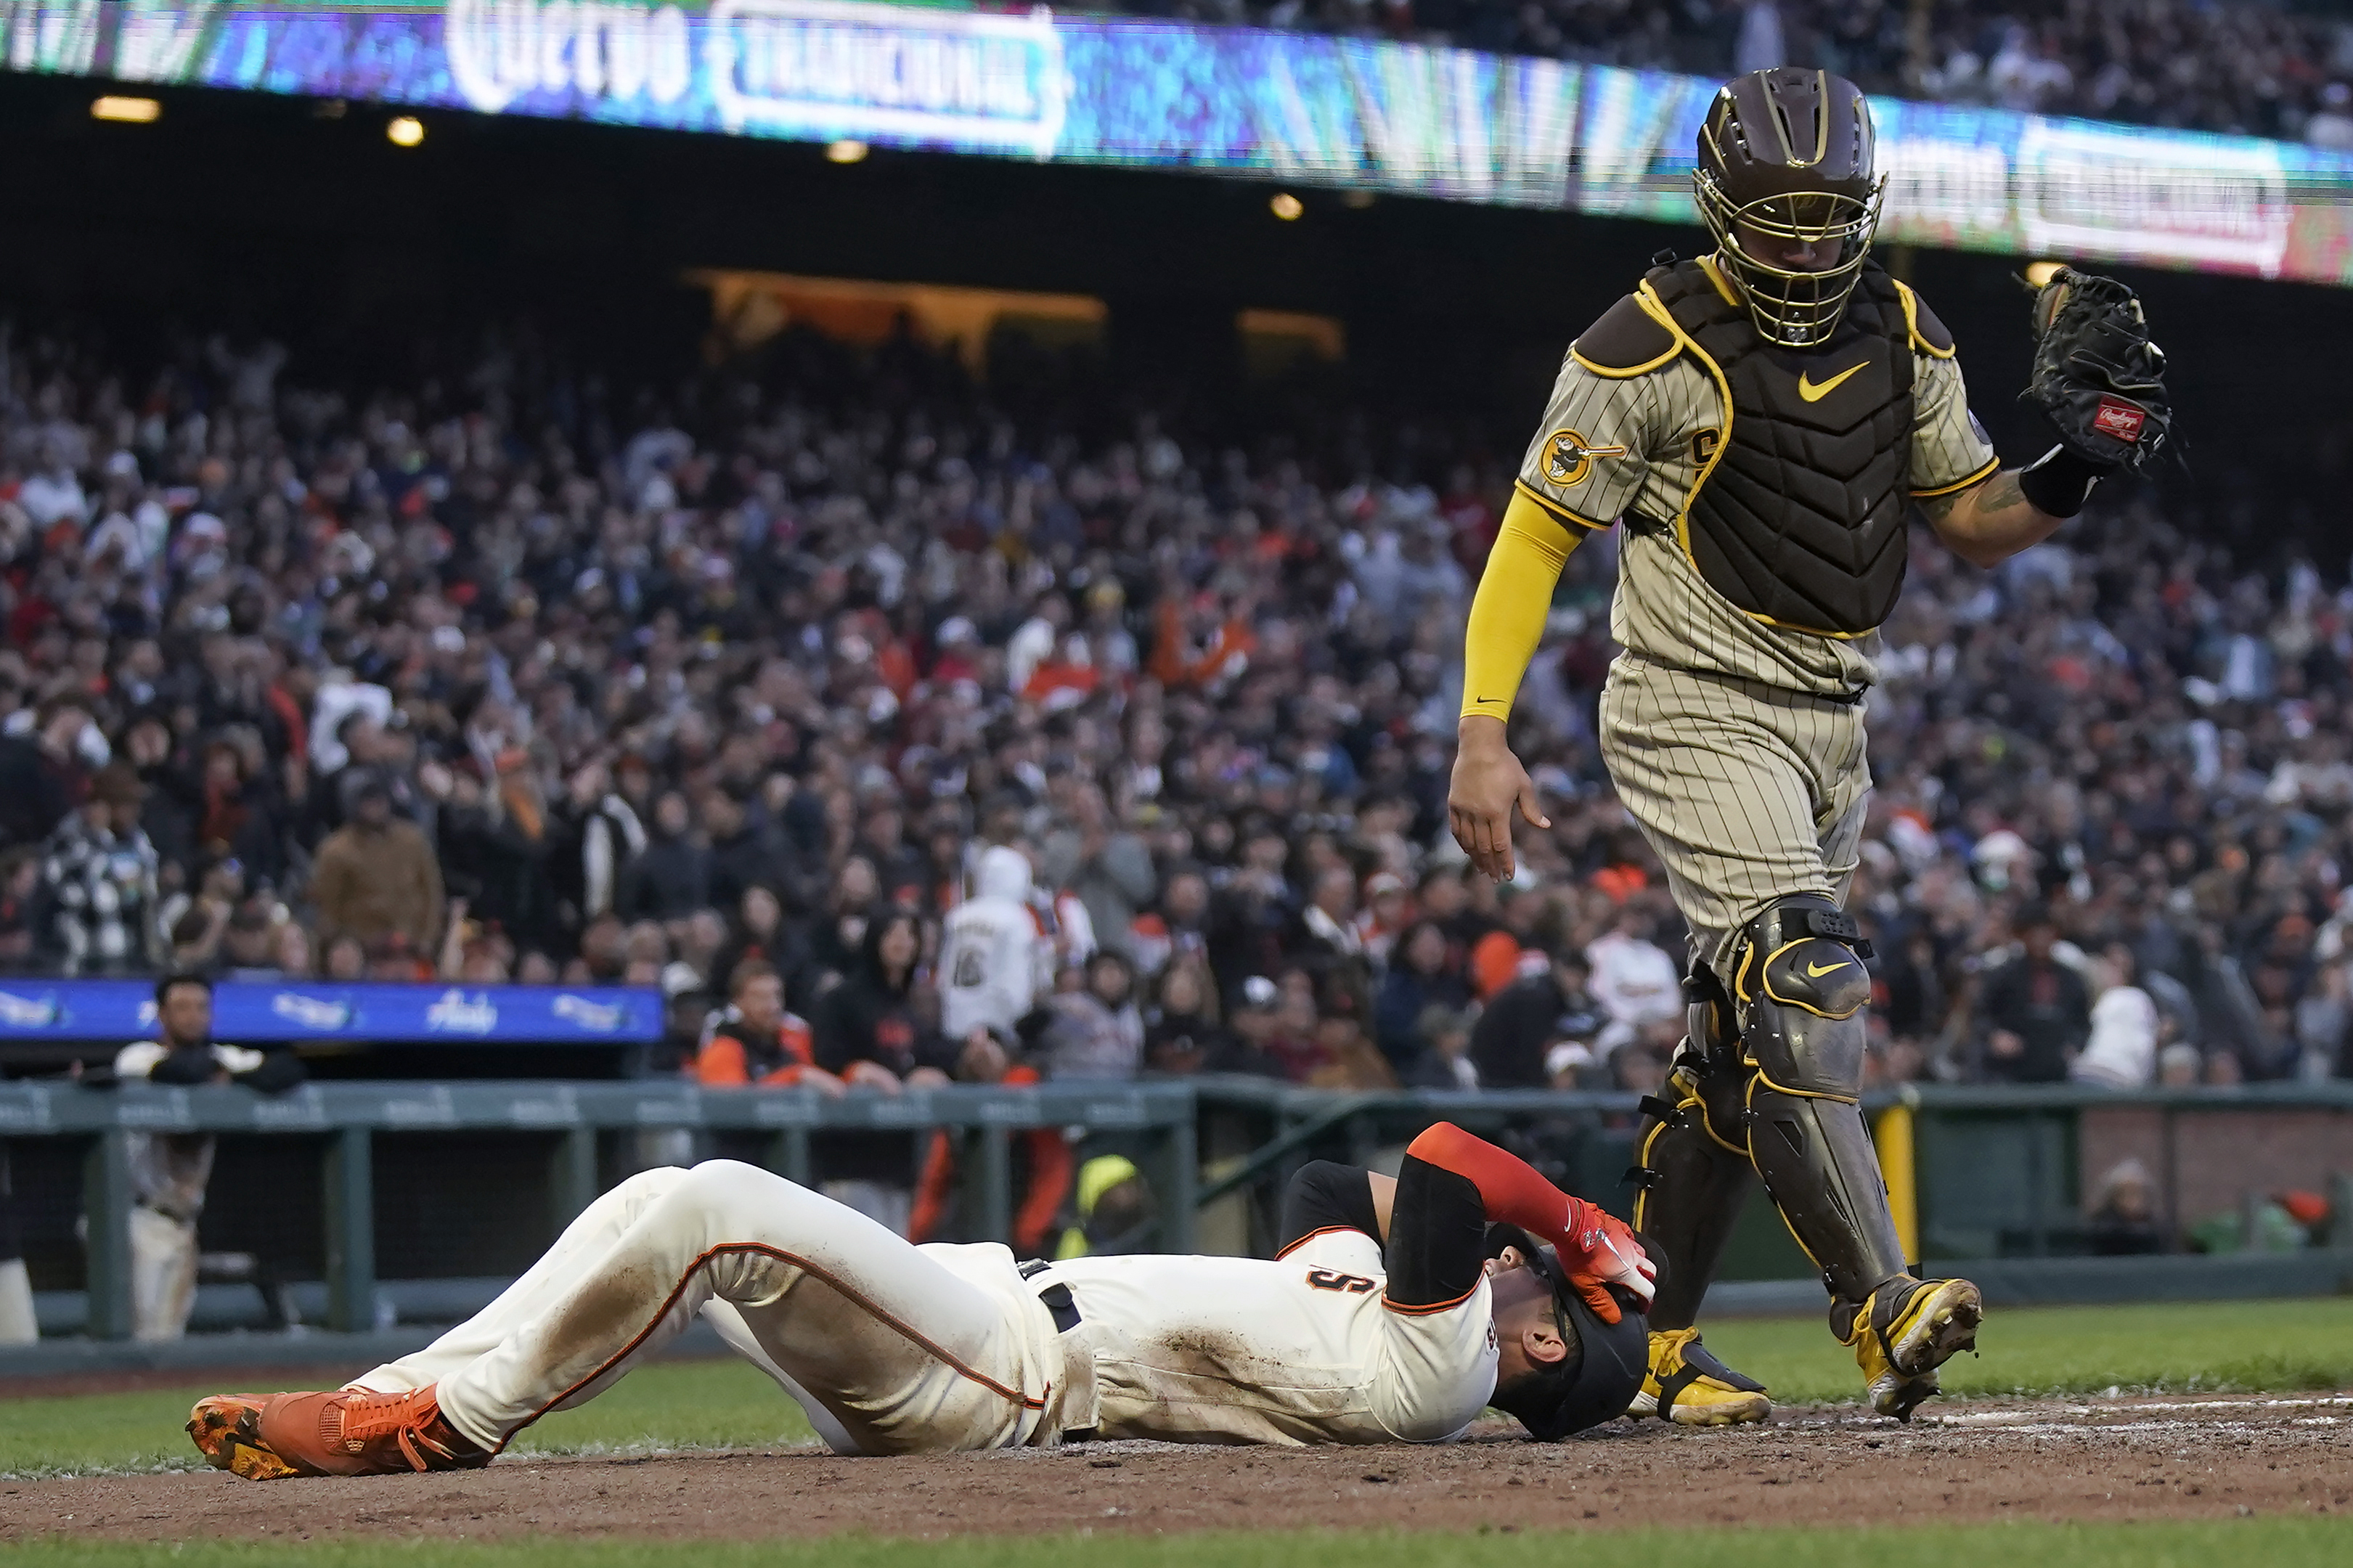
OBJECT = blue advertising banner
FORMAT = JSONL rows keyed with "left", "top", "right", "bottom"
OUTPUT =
{"left": 0, "top": 979, "right": 663, "bottom": 1044}
{"left": 4, "top": 2, "right": 2346, "bottom": 285}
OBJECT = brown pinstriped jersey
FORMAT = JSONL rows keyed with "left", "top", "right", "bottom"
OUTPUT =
{"left": 1515, "top": 266, "right": 1997, "bottom": 697}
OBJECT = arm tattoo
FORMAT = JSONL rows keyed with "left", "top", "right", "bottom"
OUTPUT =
{"left": 1974, "top": 471, "right": 2028, "bottom": 516}
{"left": 1915, "top": 489, "right": 1965, "bottom": 525}
{"left": 1916, "top": 470, "right": 2028, "bottom": 528}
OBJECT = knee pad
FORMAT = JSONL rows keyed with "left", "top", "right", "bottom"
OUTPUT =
{"left": 1731, "top": 896, "right": 1872, "bottom": 1100}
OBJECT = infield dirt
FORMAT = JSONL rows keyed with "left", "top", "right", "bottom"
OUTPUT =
{"left": 3, "top": 1394, "right": 2347, "bottom": 1542}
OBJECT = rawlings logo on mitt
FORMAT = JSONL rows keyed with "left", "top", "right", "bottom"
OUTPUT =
{"left": 2023, "top": 267, "right": 2174, "bottom": 475}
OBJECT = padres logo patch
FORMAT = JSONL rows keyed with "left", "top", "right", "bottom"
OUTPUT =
{"left": 1541, "top": 428, "right": 1627, "bottom": 488}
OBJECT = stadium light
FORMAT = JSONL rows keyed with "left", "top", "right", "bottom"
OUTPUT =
{"left": 387, "top": 115, "right": 425, "bottom": 147}
{"left": 2023, "top": 259, "right": 2065, "bottom": 288}
{"left": 91, "top": 96, "right": 160, "bottom": 124}
{"left": 827, "top": 139, "right": 870, "bottom": 163}
{"left": 1270, "top": 192, "right": 1304, "bottom": 221}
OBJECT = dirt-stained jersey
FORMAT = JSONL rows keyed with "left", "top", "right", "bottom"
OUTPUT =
{"left": 1030, "top": 1160, "right": 1501, "bottom": 1446}
{"left": 1515, "top": 256, "right": 1996, "bottom": 695}
{"left": 1038, "top": 1233, "right": 1496, "bottom": 1446}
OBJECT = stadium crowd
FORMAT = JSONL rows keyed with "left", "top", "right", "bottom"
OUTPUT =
{"left": 0, "top": 311, "right": 2346, "bottom": 1116}
{"left": 1111, "top": 0, "right": 2353, "bottom": 144}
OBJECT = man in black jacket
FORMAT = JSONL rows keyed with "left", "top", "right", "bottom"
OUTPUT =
{"left": 1976, "top": 903, "right": 2092, "bottom": 1083}
{"left": 1469, "top": 950, "right": 1604, "bottom": 1088}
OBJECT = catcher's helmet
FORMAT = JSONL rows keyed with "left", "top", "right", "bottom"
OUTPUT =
{"left": 1481, "top": 1223, "right": 1649, "bottom": 1440}
{"left": 1695, "top": 68, "right": 1886, "bottom": 348}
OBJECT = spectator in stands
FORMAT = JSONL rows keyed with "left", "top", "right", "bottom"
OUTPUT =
{"left": 1373, "top": 919, "right": 1474, "bottom": 1070}
{"left": 1290, "top": 863, "right": 1371, "bottom": 1008}
{"left": 322, "top": 933, "right": 367, "bottom": 982}
{"left": 711, "top": 885, "right": 801, "bottom": 1000}
{"left": 547, "top": 761, "right": 645, "bottom": 942}
{"left": 1584, "top": 905, "right": 1682, "bottom": 1058}
{"left": 809, "top": 910, "right": 953, "bottom": 1233}
{"left": 1143, "top": 958, "right": 1273, "bottom": 1076}
{"left": 1976, "top": 903, "right": 2092, "bottom": 1083}
{"left": 433, "top": 759, "right": 555, "bottom": 959}
{"left": 1259, "top": 967, "right": 1332, "bottom": 1083}
{"left": 267, "top": 919, "right": 314, "bottom": 980}
{"left": 939, "top": 844, "right": 1051, "bottom": 1052}
{"left": 1205, "top": 822, "right": 1296, "bottom": 1005}
{"left": 1401, "top": 1003, "right": 1483, "bottom": 1090}
{"left": 1471, "top": 948, "right": 1604, "bottom": 1089}
{"left": 1302, "top": 1010, "right": 1398, "bottom": 1090}
{"left": 2294, "top": 960, "right": 2351, "bottom": 1082}
{"left": 694, "top": 960, "right": 842, "bottom": 1092}
{"left": 0, "top": 698, "right": 91, "bottom": 850}
{"left": 2086, "top": 1157, "right": 2166, "bottom": 1256}
{"left": 2072, "top": 944, "right": 2160, "bottom": 1088}
{"left": 1040, "top": 782, "right": 1157, "bottom": 960}
{"left": 705, "top": 789, "right": 802, "bottom": 921}
{"left": 1188, "top": 0, "right": 2353, "bottom": 142}
{"left": 41, "top": 764, "right": 163, "bottom": 976}
{"left": 810, "top": 912, "right": 952, "bottom": 1093}
{"left": 1033, "top": 950, "right": 1146, "bottom": 1081}
{"left": 311, "top": 779, "right": 445, "bottom": 957}
{"left": 111, "top": 972, "right": 305, "bottom": 1341}
{"left": 1134, "top": 864, "right": 1214, "bottom": 980}
{"left": 1353, "top": 870, "right": 1412, "bottom": 968}
{"left": 216, "top": 899, "right": 286, "bottom": 981}
{"left": 0, "top": 849, "right": 38, "bottom": 968}
{"left": 621, "top": 791, "right": 710, "bottom": 924}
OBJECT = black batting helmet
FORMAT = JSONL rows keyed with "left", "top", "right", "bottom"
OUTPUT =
{"left": 1695, "top": 68, "right": 1886, "bottom": 348}
{"left": 1481, "top": 1223, "right": 1649, "bottom": 1440}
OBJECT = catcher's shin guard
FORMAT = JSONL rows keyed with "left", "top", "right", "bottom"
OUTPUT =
{"left": 1731, "top": 897, "right": 1909, "bottom": 1304}
{"left": 1629, "top": 968, "right": 1755, "bottom": 1330}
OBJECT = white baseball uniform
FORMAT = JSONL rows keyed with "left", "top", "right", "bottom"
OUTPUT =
{"left": 939, "top": 846, "right": 1051, "bottom": 1042}
{"left": 354, "top": 1158, "right": 1499, "bottom": 1455}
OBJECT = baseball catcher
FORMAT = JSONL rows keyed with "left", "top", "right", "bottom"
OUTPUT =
{"left": 1447, "top": 68, "right": 2170, "bottom": 1423}
{"left": 186, "top": 1122, "right": 1654, "bottom": 1476}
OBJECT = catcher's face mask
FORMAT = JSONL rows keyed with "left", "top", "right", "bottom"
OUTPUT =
{"left": 1695, "top": 68, "right": 1886, "bottom": 349}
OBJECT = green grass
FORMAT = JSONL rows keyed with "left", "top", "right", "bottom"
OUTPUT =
{"left": 1698, "top": 1297, "right": 2353, "bottom": 1405}
{"left": 0, "top": 1357, "right": 816, "bottom": 1479}
{"left": 2, "top": 1523, "right": 2351, "bottom": 1568}
{"left": 3, "top": 1298, "right": 2349, "bottom": 1479}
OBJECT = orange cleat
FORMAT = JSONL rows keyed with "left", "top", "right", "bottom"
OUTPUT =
{"left": 188, "top": 1384, "right": 491, "bottom": 1480}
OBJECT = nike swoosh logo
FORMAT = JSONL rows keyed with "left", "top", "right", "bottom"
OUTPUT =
{"left": 1798, "top": 362, "right": 1869, "bottom": 402}
{"left": 1806, "top": 960, "right": 1851, "bottom": 977}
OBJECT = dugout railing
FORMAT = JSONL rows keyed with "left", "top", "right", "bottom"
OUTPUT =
{"left": 0, "top": 1079, "right": 1196, "bottom": 1340}
{"left": 1184, "top": 1077, "right": 2353, "bottom": 1278}
{"left": 4, "top": 1077, "right": 2349, "bottom": 1342}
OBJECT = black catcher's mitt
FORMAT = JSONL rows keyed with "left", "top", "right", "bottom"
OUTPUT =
{"left": 2023, "top": 267, "right": 2173, "bottom": 475}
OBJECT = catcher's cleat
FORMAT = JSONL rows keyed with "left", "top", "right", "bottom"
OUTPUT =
{"left": 1868, "top": 1368, "right": 1942, "bottom": 1422}
{"left": 1835, "top": 1276, "right": 1983, "bottom": 1420}
{"left": 188, "top": 1385, "right": 490, "bottom": 1480}
{"left": 1626, "top": 1327, "right": 1772, "bottom": 1426}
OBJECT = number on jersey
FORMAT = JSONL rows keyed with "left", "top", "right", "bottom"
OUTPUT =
{"left": 1305, "top": 1268, "right": 1378, "bottom": 1294}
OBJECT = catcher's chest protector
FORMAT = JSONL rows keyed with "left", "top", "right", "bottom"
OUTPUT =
{"left": 1649, "top": 259, "right": 1914, "bottom": 637}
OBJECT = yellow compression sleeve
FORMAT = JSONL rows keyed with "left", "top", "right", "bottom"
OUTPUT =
{"left": 1460, "top": 488, "right": 1585, "bottom": 722}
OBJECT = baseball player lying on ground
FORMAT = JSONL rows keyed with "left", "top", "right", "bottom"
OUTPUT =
{"left": 186, "top": 1122, "right": 1657, "bottom": 1478}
